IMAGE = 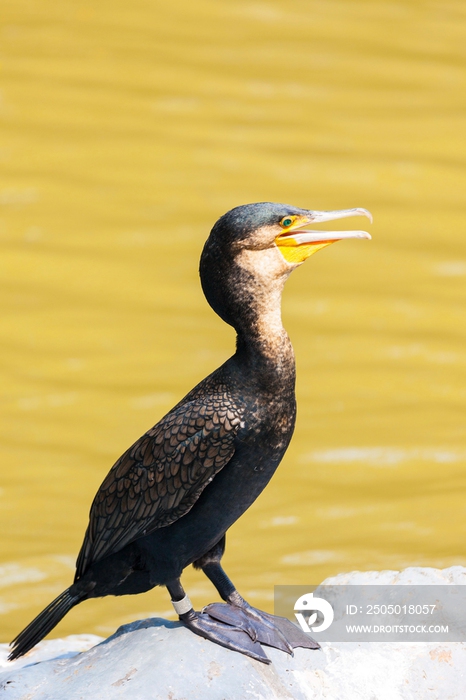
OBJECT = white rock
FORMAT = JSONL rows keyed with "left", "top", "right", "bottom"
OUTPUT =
{"left": 1, "top": 567, "right": 465, "bottom": 699}
{"left": 322, "top": 565, "right": 466, "bottom": 586}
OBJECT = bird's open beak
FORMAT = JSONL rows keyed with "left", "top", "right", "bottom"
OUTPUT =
{"left": 276, "top": 208, "right": 372, "bottom": 264}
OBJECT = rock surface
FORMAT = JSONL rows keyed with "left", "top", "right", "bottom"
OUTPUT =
{"left": 1, "top": 567, "right": 465, "bottom": 699}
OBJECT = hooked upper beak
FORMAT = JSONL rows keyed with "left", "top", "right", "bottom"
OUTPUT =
{"left": 280, "top": 208, "right": 372, "bottom": 244}
{"left": 275, "top": 207, "right": 372, "bottom": 265}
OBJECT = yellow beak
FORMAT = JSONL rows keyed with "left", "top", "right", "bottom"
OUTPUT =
{"left": 276, "top": 208, "right": 372, "bottom": 264}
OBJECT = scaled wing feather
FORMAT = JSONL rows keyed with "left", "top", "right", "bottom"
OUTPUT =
{"left": 75, "top": 393, "right": 242, "bottom": 580}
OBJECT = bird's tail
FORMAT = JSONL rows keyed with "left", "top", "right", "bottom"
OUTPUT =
{"left": 8, "top": 587, "right": 83, "bottom": 661}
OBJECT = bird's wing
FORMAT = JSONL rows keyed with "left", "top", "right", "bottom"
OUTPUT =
{"left": 75, "top": 393, "right": 243, "bottom": 580}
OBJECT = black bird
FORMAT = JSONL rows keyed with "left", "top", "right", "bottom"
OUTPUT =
{"left": 9, "top": 202, "right": 371, "bottom": 663}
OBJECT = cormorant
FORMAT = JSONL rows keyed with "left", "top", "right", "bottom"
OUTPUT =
{"left": 9, "top": 202, "right": 371, "bottom": 664}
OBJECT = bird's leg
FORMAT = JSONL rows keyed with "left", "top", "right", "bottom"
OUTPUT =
{"left": 165, "top": 577, "right": 270, "bottom": 663}
{"left": 196, "top": 541, "right": 320, "bottom": 655}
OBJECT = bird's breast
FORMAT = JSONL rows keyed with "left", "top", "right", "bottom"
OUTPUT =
{"left": 234, "top": 391, "right": 296, "bottom": 465}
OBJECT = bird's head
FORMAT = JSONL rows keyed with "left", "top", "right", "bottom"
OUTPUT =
{"left": 200, "top": 202, "right": 372, "bottom": 328}
{"left": 206, "top": 201, "right": 372, "bottom": 262}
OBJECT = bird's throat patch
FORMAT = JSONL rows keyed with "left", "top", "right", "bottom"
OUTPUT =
{"left": 275, "top": 236, "right": 334, "bottom": 264}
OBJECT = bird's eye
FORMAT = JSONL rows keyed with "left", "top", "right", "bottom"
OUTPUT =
{"left": 281, "top": 217, "right": 294, "bottom": 228}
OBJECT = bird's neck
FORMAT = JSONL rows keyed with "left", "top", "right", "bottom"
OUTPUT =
{"left": 233, "top": 286, "right": 296, "bottom": 390}
{"left": 200, "top": 245, "right": 296, "bottom": 389}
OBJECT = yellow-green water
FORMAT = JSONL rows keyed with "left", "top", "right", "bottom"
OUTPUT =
{"left": 1, "top": 0, "right": 466, "bottom": 642}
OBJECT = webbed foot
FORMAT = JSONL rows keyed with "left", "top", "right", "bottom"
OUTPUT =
{"left": 204, "top": 596, "right": 320, "bottom": 654}
{"left": 179, "top": 608, "right": 271, "bottom": 663}
{"left": 169, "top": 574, "right": 319, "bottom": 664}
{"left": 179, "top": 598, "right": 319, "bottom": 663}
